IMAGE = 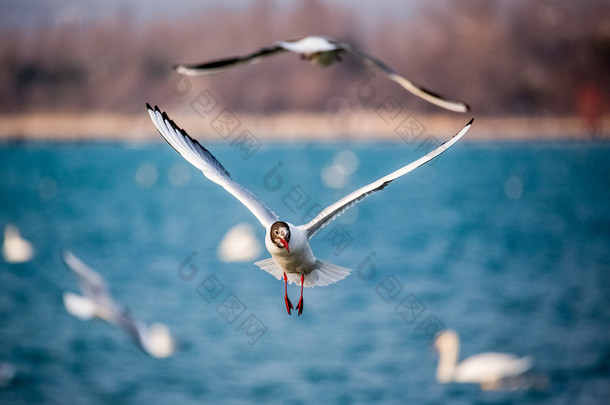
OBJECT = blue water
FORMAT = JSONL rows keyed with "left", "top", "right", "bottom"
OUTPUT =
{"left": 1, "top": 140, "right": 609, "bottom": 404}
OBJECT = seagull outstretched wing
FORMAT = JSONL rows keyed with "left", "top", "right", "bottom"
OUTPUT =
{"left": 147, "top": 104, "right": 279, "bottom": 229}
{"left": 340, "top": 42, "right": 469, "bottom": 113}
{"left": 302, "top": 119, "right": 473, "bottom": 238}
{"left": 174, "top": 45, "right": 285, "bottom": 76}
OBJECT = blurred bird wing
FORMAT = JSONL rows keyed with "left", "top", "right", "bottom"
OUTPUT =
{"left": 62, "top": 250, "right": 112, "bottom": 302}
{"left": 174, "top": 36, "right": 339, "bottom": 76}
{"left": 174, "top": 45, "right": 285, "bottom": 76}
{"left": 111, "top": 309, "right": 153, "bottom": 354}
{"left": 147, "top": 104, "right": 279, "bottom": 229}
{"left": 340, "top": 42, "right": 470, "bottom": 113}
{"left": 302, "top": 119, "right": 472, "bottom": 238}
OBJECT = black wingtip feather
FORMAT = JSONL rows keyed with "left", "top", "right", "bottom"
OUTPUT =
{"left": 146, "top": 104, "right": 232, "bottom": 179}
{"left": 145, "top": 103, "right": 190, "bottom": 156}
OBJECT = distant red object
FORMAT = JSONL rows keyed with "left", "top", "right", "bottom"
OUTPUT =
{"left": 577, "top": 82, "right": 605, "bottom": 137}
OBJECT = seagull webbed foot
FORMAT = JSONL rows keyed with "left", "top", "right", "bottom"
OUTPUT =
{"left": 296, "top": 274, "right": 304, "bottom": 316}
{"left": 283, "top": 273, "right": 293, "bottom": 315}
{"left": 285, "top": 295, "right": 294, "bottom": 315}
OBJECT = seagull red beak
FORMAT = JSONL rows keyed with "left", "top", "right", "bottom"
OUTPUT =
{"left": 280, "top": 238, "right": 290, "bottom": 253}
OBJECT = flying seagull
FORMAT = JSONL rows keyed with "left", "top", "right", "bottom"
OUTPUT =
{"left": 147, "top": 103, "right": 473, "bottom": 315}
{"left": 174, "top": 36, "right": 470, "bottom": 113}
{"left": 61, "top": 251, "right": 174, "bottom": 358}
{"left": 434, "top": 330, "right": 534, "bottom": 390}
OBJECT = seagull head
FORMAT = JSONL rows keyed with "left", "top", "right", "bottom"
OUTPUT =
{"left": 270, "top": 221, "right": 291, "bottom": 253}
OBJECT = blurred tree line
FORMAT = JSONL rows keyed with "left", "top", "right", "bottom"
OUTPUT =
{"left": 0, "top": 0, "right": 608, "bottom": 115}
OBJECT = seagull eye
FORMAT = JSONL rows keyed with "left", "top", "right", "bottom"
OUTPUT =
{"left": 274, "top": 230, "right": 278, "bottom": 235}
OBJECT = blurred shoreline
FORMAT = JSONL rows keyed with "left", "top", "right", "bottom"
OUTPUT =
{"left": 0, "top": 111, "right": 607, "bottom": 142}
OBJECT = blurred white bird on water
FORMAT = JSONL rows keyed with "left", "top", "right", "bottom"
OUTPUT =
{"left": 217, "top": 223, "right": 263, "bottom": 263}
{"left": 2, "top": 224, "right": 34, "bottom": 264}
{"left": 0, "top": 362, "right": 16, "bottom": 388}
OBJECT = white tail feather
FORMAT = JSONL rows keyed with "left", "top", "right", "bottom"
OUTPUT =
{"left": 254, "top": 258, "right": 352, "bottom": 287}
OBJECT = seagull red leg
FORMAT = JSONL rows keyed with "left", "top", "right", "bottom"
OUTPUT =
{"left": 296, "top": 274, "right": 304, "bottom": 316}
{"left": 284, "top": 273, "right": 293, "bottom": 315}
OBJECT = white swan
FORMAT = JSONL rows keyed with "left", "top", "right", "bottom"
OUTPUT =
{"left": 434, "top": 330, "right": 533, "bottom": 390}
